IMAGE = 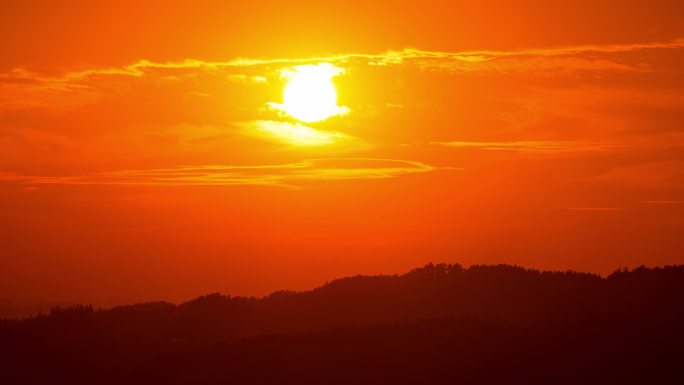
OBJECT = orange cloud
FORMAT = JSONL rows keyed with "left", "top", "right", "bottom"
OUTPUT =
{"left": 0, "top": 158, "right": 447, "bottom": 188}
{"left": 239, "top": 120, "right": 354, "bottom": 147}
{"left": 2, "top": 39, "right": 682, "bottom": 111}
{"left": 429, "top": 141, "right": 619, "bottom": 153}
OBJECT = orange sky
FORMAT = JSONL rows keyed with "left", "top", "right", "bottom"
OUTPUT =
{"left": 1, "top": 0, "right": 684, "bottom": 307}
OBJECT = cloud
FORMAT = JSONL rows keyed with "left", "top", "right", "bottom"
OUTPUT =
{"left": 226, "top": 74, "right": 268, "bottom": 83}
{"left": 429, "top": 140, "right": 619, "bottom": 153}
{"left": 0, "top": 158, "right": 447, "bottom": 188}
{"left": 556, "top": 207, "right": 620, "bottom": 211}
{"left": 267, "top": 102, "right": 350, "bottom": 122}
{"left": 239, "top": 120, "right": 353, "bottom": 147}
{"left": 2, "top": 39, "right": 682, "bottom": 111}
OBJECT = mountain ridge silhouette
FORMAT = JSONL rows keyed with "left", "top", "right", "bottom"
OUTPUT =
{"left": 2, "top": 263, "right": 683, "bottom": 384}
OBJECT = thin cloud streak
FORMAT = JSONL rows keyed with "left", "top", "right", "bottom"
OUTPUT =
{"left": 239, "top": 120, "right": 353, "bottom": 147}
{"left": 429, "top": 141, "right": 621, "bottom": 153}
{"left": 556, "top": 207, "right": 621, "bottom": 211}
{"left": 0, "top": 158, "right": 449, "bottom": 188}
{"left": 2, "top": 38, "right": 682, "bottom": 110}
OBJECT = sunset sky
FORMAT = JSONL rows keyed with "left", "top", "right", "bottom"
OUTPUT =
{"left": 1, "top": 0, "right": 683, "bottom": 307}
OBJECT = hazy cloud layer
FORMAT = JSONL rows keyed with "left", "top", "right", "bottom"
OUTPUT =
{"left": 0, "top": 158, "right": 443, "bottom": 188}
{"left": 1, "top": 39, "right": 683, "bottom": 111}
{"left": 429, "top": 141, "right": 621, "bottom": 153}
{"left": 0, "top": 39, "right": 682, "bottom": 192}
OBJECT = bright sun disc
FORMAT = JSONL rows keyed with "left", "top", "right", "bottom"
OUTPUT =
{"left": 281, "top": 63, "right": 346, "bottom": 123}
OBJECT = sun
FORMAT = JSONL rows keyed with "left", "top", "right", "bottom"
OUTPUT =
{"left": 278, "top": 63, "right": 348, "bottom": 123}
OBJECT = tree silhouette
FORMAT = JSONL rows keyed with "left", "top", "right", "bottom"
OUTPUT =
{"left": 1, "top": 264, "right": 683, "bottom": 384}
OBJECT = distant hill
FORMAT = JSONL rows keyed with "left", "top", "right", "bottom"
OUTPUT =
{"left": 1, "top": 263, "right": 683, "bottom": 384}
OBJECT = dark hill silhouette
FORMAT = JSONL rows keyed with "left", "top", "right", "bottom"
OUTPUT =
{"left": 1, "top": 263, "right": 683, "bottom": 384}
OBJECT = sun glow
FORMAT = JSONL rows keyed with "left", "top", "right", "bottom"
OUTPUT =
{"left": 246, "top": 120, "right": 350, "bottom": 146}
{"left": 277, "top": 63, "right": 348, "bottom": 123}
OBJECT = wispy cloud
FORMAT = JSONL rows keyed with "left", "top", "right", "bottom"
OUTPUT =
{"left": 429, "top": 140, "right": 619, "bottom": 153}
{"left": 2, "top": 39, "right": 682, "bottom": 110}
{"left": 55, "top": 38, "right": 684, "bottom": 73}
{"left": 0, "top": 158, "right": 447, "bottom": 188}
{"left": 556, "top": 207, "right": 620, "bottom": 212}
{"left": 238, "top": 120, "right": 353, "bottom": 147}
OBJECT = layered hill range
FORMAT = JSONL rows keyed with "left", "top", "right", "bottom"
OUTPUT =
{"left": 2, "top": 263, "right": 683, "bottom": 384}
